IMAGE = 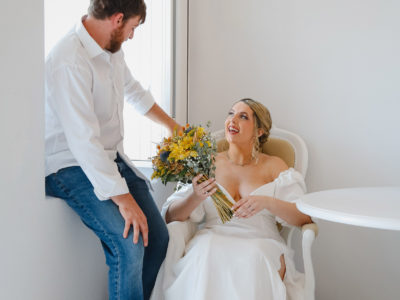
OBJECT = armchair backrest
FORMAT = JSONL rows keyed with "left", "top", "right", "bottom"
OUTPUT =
{"left": 212, "top": 126, "right": 309, "bottom": 177}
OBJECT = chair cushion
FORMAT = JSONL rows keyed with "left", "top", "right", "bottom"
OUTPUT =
{"left": 262, "top": 138, "right": 295, "bottom": 168}
{"left": 216, "top": 137, "right": 295, "bottom": 168}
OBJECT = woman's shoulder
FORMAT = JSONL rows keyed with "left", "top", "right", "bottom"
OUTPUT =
{"left": 258, "top": 153, "right": 289, "bottom": 180}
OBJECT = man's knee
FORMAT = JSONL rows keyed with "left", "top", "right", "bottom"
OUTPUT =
{"left": 115, "top": 233, "right": 146, "bottom": 265}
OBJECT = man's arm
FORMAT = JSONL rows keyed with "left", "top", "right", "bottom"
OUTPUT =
{"left": 144, "top": 103, "right": 180, "bottom": 135}
{"left": 122, "top": 61, "right": 181, "bottom": 134}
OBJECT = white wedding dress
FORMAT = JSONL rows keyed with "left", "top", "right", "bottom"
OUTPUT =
{"left": 152, "top": 168, "right": 306, "bottom": 300}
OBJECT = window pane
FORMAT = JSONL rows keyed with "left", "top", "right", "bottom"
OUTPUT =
{"left": 44, "top": 0, "right": 88, "bottom": 56}
{"left": 123, "top": 0, "right": 173, "bottom": 161}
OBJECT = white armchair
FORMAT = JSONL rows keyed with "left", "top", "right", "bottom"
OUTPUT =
{"left": 152, "top": 126, "right": 318, "bottom": 300}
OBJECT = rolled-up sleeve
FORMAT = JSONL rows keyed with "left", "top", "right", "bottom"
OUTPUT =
{"left": 123, "top": 62, "right": 155, "bottom": 115}
{"left": 47, "top": 64, "right": 129, "bottom": 200}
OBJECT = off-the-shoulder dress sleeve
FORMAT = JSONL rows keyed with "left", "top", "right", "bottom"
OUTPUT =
{"left": 273, "top": 168, "right": 307, "bottom": 225}
{"left": 161, "top": 184, "right": 206, "bottom": 223}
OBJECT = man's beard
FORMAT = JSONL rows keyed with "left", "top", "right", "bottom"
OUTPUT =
{"left": 106, "top": 27, "right": 124, "bottom": 53}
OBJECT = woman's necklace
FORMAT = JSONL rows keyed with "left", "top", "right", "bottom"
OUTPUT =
{"left": 226, "top": 152, "right": 254, "bottom": 167}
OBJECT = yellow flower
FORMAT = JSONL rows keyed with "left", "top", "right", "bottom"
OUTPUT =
{"left": 189, "top": 151, "right": 198, "bottom": 158}
{"left": 196, "top": 127, "right": 205, "bottom": 137}
{"left": 181, "top": 136, "right": 194, "bottom": 150}
{"left": 169, "top": 143, "right": 189, "bottom": 161}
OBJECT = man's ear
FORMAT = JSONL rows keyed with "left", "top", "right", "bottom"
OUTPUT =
{"left": 110, "top": 12, "right": 124, "bottom": 28}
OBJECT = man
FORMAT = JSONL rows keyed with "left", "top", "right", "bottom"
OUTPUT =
{"left": 44, "top": 1, "right": 178, "bottom": 299}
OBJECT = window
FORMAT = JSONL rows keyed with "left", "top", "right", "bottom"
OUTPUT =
{"left": 45, "top": 0, "right": 174, "bottom": 162}
{"left": 122, "top": 0, "right": 173, "bottom": 161}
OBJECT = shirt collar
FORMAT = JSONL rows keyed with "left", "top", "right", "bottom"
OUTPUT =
{"left": 75, "top": 15, "right": 105, "bottom": 59}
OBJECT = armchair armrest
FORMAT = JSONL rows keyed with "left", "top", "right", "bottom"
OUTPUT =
{"left": 151, "top": 220, "right": 197, "bottom": 300}
{"left": 164, "top": 220, "right": 197, "bottom": 269}
{"left": 301, "top": 222, "right": 318, "bottom": 237}
{"left": 167, "top": 220, "right": 197, "bottom": 251}
{"left": 301, "top": 222, "right": 318, "bottom": 300}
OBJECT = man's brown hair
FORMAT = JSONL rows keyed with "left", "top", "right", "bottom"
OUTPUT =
{"left": 88, "top": 0, "right": 146, "bottom": 23}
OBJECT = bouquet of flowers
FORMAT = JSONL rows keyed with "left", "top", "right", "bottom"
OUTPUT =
{"left": 151, "top": 123, "right": 233, "bottom": 223}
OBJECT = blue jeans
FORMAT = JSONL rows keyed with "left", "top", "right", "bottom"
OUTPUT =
{"left": 45, "top": 156, "right": 169, "bottom": 300}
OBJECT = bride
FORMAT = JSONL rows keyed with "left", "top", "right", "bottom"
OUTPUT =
{"left": 155, "top": 98, "right": 312, "bottom": 300}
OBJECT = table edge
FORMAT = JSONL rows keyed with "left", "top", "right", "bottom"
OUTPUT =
{"left": 296, "top": 201, "right": 400, "bottom": 231}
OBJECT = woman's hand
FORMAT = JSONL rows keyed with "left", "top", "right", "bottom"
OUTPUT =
{"left": 166, "top": 175, "right": 217, "bottom": 223}
{"left": 192, "top": 174, "right": 217, "bottom": 201}
{"left": 232, "top": 195, "right": 274, "bottom": 218}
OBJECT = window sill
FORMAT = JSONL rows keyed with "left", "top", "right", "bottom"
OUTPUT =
{"left": 132, "top": 160, "right": 153, "bottom": 169}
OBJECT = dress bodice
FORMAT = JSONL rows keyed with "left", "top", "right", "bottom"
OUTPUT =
{"left": 200, "top": 180, "right": 281, "bottom": 240}
{"left": 162, "top": 168, "right": 307, "bottom": 242}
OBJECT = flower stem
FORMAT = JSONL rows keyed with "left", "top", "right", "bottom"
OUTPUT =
{"left": 199, "top": 174, "right": 233, "bottom": 223}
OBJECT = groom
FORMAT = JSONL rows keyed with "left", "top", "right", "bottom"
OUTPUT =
{"left": 44, "top": 1, "right": 179, "bottom": 299}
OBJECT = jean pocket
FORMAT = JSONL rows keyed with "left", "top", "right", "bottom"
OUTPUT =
{"left": 47, "top": 166, "right": 90, "bottom": 199}
{"left": 45, "top": 174, "right": 69, "bottom": 198}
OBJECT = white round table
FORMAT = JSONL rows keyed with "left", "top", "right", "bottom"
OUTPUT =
{"left": 296, "top": 187, "right": 400, "bottom": 231}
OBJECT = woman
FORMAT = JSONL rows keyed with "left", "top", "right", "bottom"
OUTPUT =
{"left": 157, "top": 98, "right": 312, "bottom": 300}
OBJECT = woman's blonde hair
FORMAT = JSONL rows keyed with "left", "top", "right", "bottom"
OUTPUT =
{"left": 237, "top": 98, "right": 272, "bottom": 151}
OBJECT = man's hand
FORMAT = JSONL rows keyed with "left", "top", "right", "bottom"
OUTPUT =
{"left": 168, "top": 122, "right": 184, "bottom": 137}
{"left": 111, "top": 193, "right": 149, "bottom": 246}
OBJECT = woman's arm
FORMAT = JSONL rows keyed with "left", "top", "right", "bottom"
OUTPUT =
{"left": 265, "top": 197, "right": 311, "bottom": 226}
{"left": 165, "top": 193, "right": 203, "bottom": 223}
{"left": 165, "top": 175, "right": 217, "bottom": 223}
{"left": 232, "top": 195, "right": 311, "bottom": 227}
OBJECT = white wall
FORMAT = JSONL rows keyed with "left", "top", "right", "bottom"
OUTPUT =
{"left": 187, "top": 0, "right": 400, "bottom": 299}
{"left": 0, "top": 1, "right": 109, "bottom": 299}
{"left": 1, "top": 0, "right": 45, "bottom": 298}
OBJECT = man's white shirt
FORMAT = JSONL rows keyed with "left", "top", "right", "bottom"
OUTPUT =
{"left": 45, "top": 18, "right": 155, "bottom": 200}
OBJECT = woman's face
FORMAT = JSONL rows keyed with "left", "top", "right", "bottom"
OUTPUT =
{"left": 224, "top": 101, "right": 257, "bottom": 146}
